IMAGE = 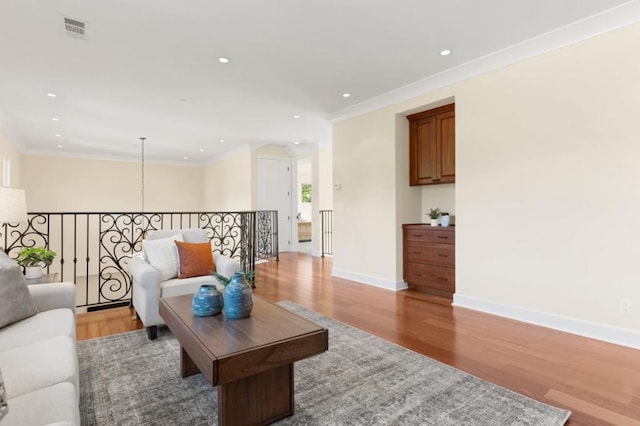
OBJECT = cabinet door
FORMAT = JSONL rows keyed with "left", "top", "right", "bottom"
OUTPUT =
{"left": 436, "top": 110, "right": 455, "bottom": 184}
{"left": 410, "top": 115, "right": 437, "bottom": 185}
{"left": 408, "top": 103, "right": 455, "bottom": 186}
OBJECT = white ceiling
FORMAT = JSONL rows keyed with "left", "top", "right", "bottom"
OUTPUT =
{"left": 0, "top": 0, "right": 637, "bottom": 164}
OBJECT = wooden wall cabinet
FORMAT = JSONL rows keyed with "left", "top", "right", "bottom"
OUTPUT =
{"left": 407, "top": 103, "right": 455, "bottom": 185}
{"left": 403, "top": 224, "right": 455, "bottom": 298}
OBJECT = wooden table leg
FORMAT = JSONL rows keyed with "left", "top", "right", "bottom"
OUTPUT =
{"left": 180, "top": 346, "right": 200, "bottom": 378}
{"left": 218, "top": 363, "right": 294, "bottom": 426}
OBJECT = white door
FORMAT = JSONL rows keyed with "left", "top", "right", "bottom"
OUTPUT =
{"left": 259, "top": 157, "right": 292, "bottom": 252}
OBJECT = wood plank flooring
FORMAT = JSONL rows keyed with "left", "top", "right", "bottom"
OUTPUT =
{"left": 76, "top": 252, "right": 640, "bottom": 425}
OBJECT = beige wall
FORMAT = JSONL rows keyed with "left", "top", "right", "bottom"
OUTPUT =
{"left": 22, "top": 155, "right": 204, "bottom": 212}
{"left": 333, "top": 108, "right": 399, "bottom": 287}
{"left": 0, "top": 130, "right": 22, "bottom": 188}
{"left": 317, "top": 146, "right": 333, "bottom": 211}
{"left": 332, "top": 23, "right": 640, "bottom": 341}
{"left": 203, "top": 147, "right": 253, "bottom": 211}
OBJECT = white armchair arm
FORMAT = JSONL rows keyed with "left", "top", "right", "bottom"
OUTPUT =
{"left": 28, "top": 282, "right": 76, "bottom": 315}
{"left": 129, "top": 256, "right": 161, "bottom": 291}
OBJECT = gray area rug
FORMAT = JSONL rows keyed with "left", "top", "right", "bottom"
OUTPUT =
{"left": 78, "top": 301, "right": 570, "bottom": 425}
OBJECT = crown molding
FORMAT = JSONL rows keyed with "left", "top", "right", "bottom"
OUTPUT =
{"left": 20, "top": 149, "right": 202, "bottom": 167}
{"left": 326, "top": 1, "right": 640, "bottom": 123}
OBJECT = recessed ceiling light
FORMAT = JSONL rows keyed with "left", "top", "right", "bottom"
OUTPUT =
{"left": 293, "top": 115, "right": 301, "bottom": 119}
{"left": 47, "top": 93, "right": 57, "bottom": 98}
{"left": 57, "top": 144, "right": 63, "bottom": 149}
{"left": 218, "top": 57, "right": 230, "bottom": 64}
{"left": 55, "top": 134, "right": 62, "bottom": 137}
{"left": 342, "top": 93, "right": 351, "bottom": 98}
{"left": 219, "top": 139, "right": 225, "bottom": 143}
{"left": 183, "top": 156, "right": 189, "bottom": 160}
{"left": 52, "top": 117, "right": 59, "bottom": 121}
{"left": 199, "top": 149, "right": 205, "bottom": 153}
{"left": 440, "top": 49, "right": 451, "bottom": 56}
{"left": 293, "top": 141, "right": 300, "bottom": 145}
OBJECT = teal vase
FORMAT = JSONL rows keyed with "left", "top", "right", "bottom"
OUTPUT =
{"left": 224, "top": 273, "right": 253, "bottom": 319}
{"left": 192, "top": 285, "right": 224, "bottom": 317}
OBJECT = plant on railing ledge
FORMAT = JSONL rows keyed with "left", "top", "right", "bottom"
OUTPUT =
{"left": 16, "top": 247, "right": 57, "bottom": 267}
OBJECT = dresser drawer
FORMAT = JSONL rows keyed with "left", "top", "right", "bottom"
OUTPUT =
{"left": 405, "top": 242, "right": 454, "bottom": 268}
{"left": 404, "top": 228, "right": 454, "bottom": 244}
{"left": 405, "top": 263, "right": 455, "bottom": 293}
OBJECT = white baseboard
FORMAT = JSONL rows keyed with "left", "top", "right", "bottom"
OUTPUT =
{"left": 453, "top": 294, "right": 640, "bottom": 350}
{"left": 332, "top": 268, "right": 408, "bottom": 291}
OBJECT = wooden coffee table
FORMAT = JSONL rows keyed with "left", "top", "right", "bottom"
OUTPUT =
{"left": 159, "top": 294, "right": 328, "bottom": 426}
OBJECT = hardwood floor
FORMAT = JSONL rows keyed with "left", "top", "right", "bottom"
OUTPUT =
{"left": 77, "top": 252, "right": 640, "bottom": 425}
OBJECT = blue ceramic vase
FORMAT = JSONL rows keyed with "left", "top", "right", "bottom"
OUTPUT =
{"left": 223, "top": 272, "right": 253, "bottom": 319}
{"left": 192, "top": 285, "right": 224, "bottom": 317}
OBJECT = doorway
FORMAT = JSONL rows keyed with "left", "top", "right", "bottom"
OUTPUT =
{"left": 258, "top": 157, "right": 292, "bottom": 253}
{"left": 296, "top": 158, "right": 312, "bottom": 254}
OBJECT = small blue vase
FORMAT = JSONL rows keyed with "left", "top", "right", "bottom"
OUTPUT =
{"left": 223, "top": 273, "right": 253, "bottom": 319}
{"left": 192, "top": 285, "right": 224, "bottom": 317}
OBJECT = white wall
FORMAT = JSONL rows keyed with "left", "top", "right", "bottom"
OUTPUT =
{"left": 332, "top": 22, "right": 640, "bottom": 346}
{"left": 21, "top": 155, "right": 204, "bottom": 211}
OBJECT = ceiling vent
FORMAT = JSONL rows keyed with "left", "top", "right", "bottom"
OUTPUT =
{"left": 64, "top": 17, "right": 87, "bottom": 39}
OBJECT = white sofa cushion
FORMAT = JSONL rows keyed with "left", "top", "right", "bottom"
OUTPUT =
{"left": 0, "top": 309, "right": 75, "bottom": 352}
{"left": 161, "top": 275, "right": 223, "bottom": 298}
{"left": 0, "top": 335, "right": 78, "bottom": 399}
{"left": 0, "top": 253, "right": 38, "bottom": 329}
{"left": 0, "top": 382, "right": 80, "bottom": 426}
{"left": 143, "top": 233, "right": 183, "bottom": 280}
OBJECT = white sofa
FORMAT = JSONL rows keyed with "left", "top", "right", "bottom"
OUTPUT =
{"left": 0, "top": 281, "right": 79, "bottom": 426}
{"left": 129, "top": 228, "right": 241, "bottom": 339}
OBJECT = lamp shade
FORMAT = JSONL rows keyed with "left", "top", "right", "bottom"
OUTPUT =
{"left": 0, "top": 187, "right": 28, "bottom": 224}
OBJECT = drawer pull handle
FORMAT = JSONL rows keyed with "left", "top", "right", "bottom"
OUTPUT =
{"left": 437, "top": 236, "right": 448, "bottom": 239}
{"left": 437, "top": 254, "right": 448, "bottom": 258}
{"left": 412, "top": 234, "right": 422, "bottom": 238}
{"left": 438, "top": 277, "right": 448, "bottom": 282}
{"left": 415, "top": 274, "right": 422, "bottom": 277}
{"left": 412, "top": 251, "right": 422, "bottom": 255}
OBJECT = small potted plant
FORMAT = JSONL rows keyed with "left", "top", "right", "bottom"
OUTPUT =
{"left": 16, "top": 247, "right": 57, "bottom": 279}
{"left": 428, "top": 208, "right": 441, "bottom": 227}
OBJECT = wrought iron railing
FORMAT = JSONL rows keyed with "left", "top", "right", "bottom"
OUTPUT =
{"left": 1, "top": 211, "right": 278, "bottom": 310}
{"left": 320, "top": 209, "right": 332, "bottom": 257}
{"left": 256, "top": 210, "right": 279, "bottom": 261}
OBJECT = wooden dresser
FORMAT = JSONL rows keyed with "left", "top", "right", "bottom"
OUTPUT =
{"left": 402, "top": 224, "right": 455, "bottom": 298}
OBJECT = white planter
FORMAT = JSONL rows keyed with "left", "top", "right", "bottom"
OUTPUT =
{"left": 430, "top": 218, "right": 439, "bottom": 227}
{"left": 25, "top": 266, "right": 42, "bottom": 279}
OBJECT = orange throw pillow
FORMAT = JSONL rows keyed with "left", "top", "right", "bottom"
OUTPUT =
{"left": 175, "top": 241, "right": 216, "bottom": 279}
